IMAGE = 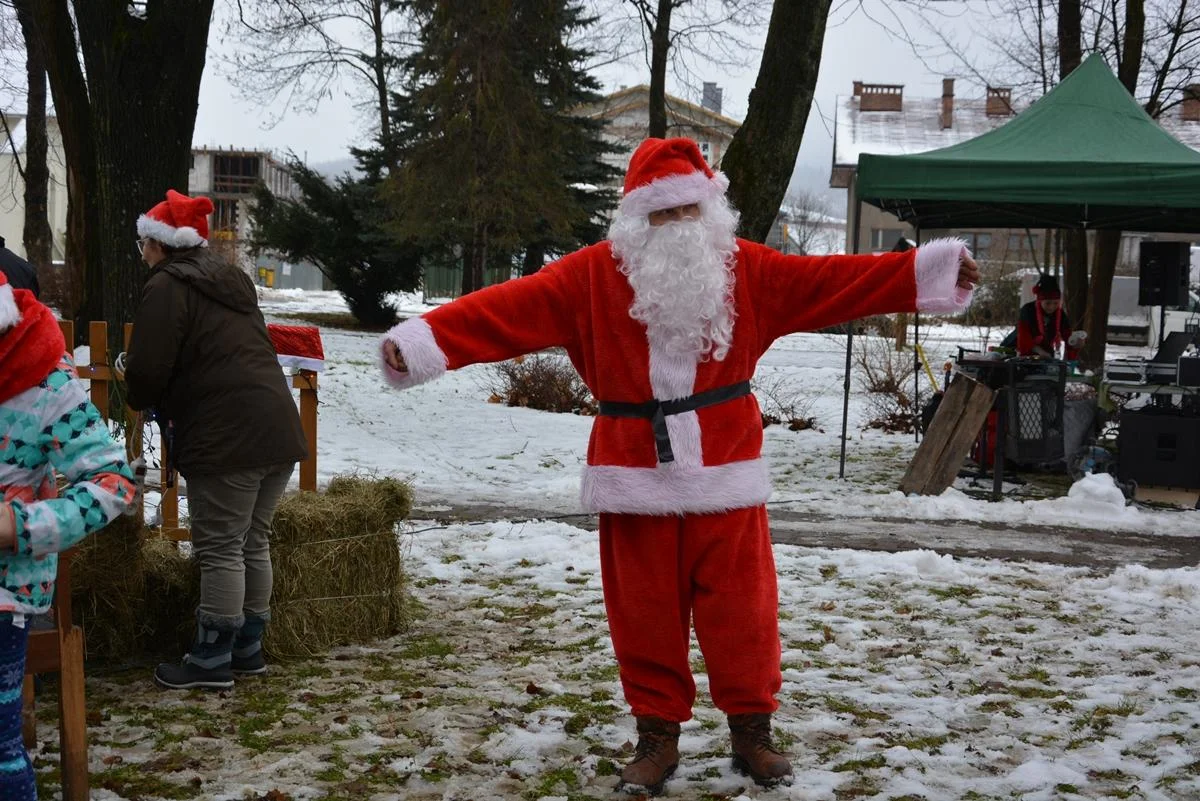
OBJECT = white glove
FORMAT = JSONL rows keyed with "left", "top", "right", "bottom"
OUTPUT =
{"left": 123, "top": 456, "right": 148, "bottom": 517}
{"left": 1068, "top": 331, "right": 1087, "bottom": 347}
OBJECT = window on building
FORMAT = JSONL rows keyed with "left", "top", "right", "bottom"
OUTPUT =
{"left": 1007, "top": 232, "right": 1040, "bottom": 256}
{"left": 213, "top": 154, "right": 261, "bottom": 193}
{"left": 211, "top": 198, "right": 238, "bottom": 238}
{"left": 961, "top": 232, "right": 992, "bottom": 260}
{"left": 870, "top": 228, "right": 903, "bottom": 252}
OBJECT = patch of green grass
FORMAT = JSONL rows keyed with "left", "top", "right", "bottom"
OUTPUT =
{"left": 399, "top": 634, "right": 455, "bottom": 660}
{"left": 1169, "top": 686, "right": 1198, "bottom": 700}
{"left": 524, "top": 766, "right": 580, "bottom": 799}
{"left": 820, "top": 565, "right": 839, "bottom": 580}
{"left": 824, "top": 696, "right": 890, "bottom": 724}
{"left": 978, "top": 699, "right": 1022, "bottom": 718}
{"left": 882, "top": 732, "right": 952, "bottom": 753}
{"left": 92, "top": 765, "right": 202, "bottom": 799}
{"left": 929, "top": 585, "right": 980, "bottom": 602}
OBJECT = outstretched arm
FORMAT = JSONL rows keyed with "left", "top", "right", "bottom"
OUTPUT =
{"left": 2, "top": 369, "right": 136, "bottom": 556}
{"left": 751, "top": 238, "right": 976, "bottom": 344}
{"left": 379, "top": 250, "right": 586, "bottom": 389}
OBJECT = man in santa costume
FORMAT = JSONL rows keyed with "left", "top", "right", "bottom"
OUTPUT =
{"left": 380, "top": 137, "right": 977, "bottom": 794}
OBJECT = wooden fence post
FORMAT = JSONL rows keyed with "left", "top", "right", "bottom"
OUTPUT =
{"left": 294, "top": 370, "right": 319, "bottom": 492}
{"left": 36, "top": 323, "right": 90, "bottom": 800}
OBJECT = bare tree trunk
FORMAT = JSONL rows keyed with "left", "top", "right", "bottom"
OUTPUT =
{"left": 27, "top": 0, "right": 99, "bottom": 333}
{"left": 722, "top": 0, "right": 832, "bottom": 242}
{"left": 1057, "top": 0, "right": 1089, "bottom": 325}
{"left": 1085, "top": 229, "right": 1120, "bottom": 366}
{"left": 522, "top": 243, "right": 545, "bottom": 277}
{"left": 647, "top": 0, "right": 673, "bottom": 138}
{"left": 13, "top": 2, "right": 53, "bottom": 284}
{"left": 1083, "top": 0, "right": 1144, "bottom": 367}
{"left": 30, "top": 0, "right": 215, "bottom": 353}
{"left": 371, "top": 0, "right": 394, "bottom": 164}
{"left": 463, "top": 227, "right": 487, "bottom": 295}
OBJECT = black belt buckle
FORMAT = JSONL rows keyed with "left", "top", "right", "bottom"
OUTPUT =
{"left": 650, "top": 403, "right": 674, "bottom": 463}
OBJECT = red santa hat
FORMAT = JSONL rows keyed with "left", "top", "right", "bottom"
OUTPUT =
{"left": 0, "top": 270, "right": 19, "bottom": 330}
{"left": 619, "top": 137, "right": 730, "bottom": 218}
{"left": 137, "top": 189, "right": 214, "bottom": 249}
{"left": 268, "top": 323, "right": 326, "bottom": 372}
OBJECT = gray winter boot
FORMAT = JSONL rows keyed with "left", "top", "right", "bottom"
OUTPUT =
{"left": 232, "top": 614, "right": 269, "bottom": 676}
{"left": 154, "top": 613, "right": 240, "bottom": 690}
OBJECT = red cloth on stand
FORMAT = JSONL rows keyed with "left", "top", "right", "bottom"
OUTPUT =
{"left": 267, "top": 324, "right": 325, "bottom": 372}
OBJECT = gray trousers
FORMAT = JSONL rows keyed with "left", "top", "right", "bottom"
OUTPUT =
{"left": 185, "top": 463, "right": 295, "bottom": 624}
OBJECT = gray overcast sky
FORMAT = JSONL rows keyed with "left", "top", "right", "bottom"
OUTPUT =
{"left": 192, "top": 1, "right": 986, "bottom": 197}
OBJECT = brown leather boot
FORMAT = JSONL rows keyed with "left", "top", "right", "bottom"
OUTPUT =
{"left": 617, "top": 716, "right": 680, "bottom": 796}
{"left": 728, "top": 713, "right": 793, "bottom": 787}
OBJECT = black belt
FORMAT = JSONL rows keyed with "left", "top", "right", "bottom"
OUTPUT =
{"left": 598, "top": 380, "right": 752, "bottom": 463}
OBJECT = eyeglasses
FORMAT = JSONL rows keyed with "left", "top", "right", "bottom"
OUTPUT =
{"left": 136, "top": 237, "right": 149, "bottom": 256}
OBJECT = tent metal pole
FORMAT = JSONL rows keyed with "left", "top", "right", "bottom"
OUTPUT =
{"left": 913, "top": 228, "right": 922, "bottom": 443}
{"left": 839, "top": 199, "right": 864, "bottom": 479}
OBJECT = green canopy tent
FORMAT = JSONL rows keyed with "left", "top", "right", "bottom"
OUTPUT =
{"left": 839, "top": 53, "right": 1200, "bottom": 478}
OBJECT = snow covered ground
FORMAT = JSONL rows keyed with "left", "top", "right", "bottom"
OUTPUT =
{"left": 48, "top": 286, "right": 1198, "bottom": 801}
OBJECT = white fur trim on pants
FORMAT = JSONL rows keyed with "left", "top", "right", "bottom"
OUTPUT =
{"left": 620, "top": 171, "right": 731, "bottom": 218}
{"left": 379, "top": 317, "right": 448, "bottom": 389}
{"left": 0, "top": 284, "right": 19, "bottom": 330}
{"left": 580, "top": 458, "right": 772, "bottom": 515}
{"left": 915, "top": 237, "right": 973, "bottom": 314}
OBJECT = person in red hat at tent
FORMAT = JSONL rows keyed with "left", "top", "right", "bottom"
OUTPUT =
{"left": 1016, "top": 274, "right": 1085, "bottom": 359}
{"left": 379, "top": 138, "right": 979, "bottom": 794}
{"left": 122, "top": 189, "right": 307, "bottom": 691}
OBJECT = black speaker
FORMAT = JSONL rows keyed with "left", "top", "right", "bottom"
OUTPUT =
{"left": 1138, "top": 242, "right": 1190, "bottom": 307}
{"left": 1117, "top": 409, "right": 1200, "bottom": 490}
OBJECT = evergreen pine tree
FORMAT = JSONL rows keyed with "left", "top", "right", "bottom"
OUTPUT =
{"left": 249, "top": 156, "right": 424, "bottom": 328}
{"left": 390, "top": 0, "right": 616, "bottom": 293}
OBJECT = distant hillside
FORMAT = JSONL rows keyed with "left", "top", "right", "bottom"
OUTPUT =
{"left": 308, "top": 156, "right": 359, "bottom": 179}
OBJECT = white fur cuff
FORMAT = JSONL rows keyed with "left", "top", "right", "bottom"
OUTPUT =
{"left": 0, "top": 284, "right": 20, "bottom": 330}
{"left": 915, "top": 237, "right": 974, "bottom": 314}
{"left": 379, "top": 317, "right": 448, "bottom": 390}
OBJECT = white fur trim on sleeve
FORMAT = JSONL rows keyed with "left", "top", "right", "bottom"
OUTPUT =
{"left": 379, "top": 316, "right": 448, "bottom": 390}
{"left": 915, "top": 237, "right": 973, "bottom": 314}
{"left": 620, "top": 171, "right": 730, "bottom": 218}
{"left": 0, "top": 284, "right": 20, "bottom": 330}
{"left": 136, "top": 215, "right": 207, "bottom": 249}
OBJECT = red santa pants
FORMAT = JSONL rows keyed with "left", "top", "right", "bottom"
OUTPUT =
{"left": 598, "top": 504, "right": 782, "bottom": 723}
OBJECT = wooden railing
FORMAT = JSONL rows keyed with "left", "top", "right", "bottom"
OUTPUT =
{"left": 60, "top": 320, "right": 319, "bottom": 537}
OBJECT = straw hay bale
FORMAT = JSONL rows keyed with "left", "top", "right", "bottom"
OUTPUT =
{"left": 69, "top": 475, "right": 412, "bottom": 664}
{"left": 267, "top": 475, "right": 412, "bottom": 659}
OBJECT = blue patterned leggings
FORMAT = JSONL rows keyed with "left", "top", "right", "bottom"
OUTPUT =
{"left": 0, "top": 619, "right": 34, "bottom": 800}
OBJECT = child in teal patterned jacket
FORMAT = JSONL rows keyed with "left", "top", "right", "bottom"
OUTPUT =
{"left": 0, "top": 271, "right": 136, "bottom": 799}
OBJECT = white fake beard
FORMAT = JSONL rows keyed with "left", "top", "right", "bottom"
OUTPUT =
{"left": 610, "top": 203, "right": 739, "bottom": 361}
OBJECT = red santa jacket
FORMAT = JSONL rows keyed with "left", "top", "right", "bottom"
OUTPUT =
{"left": 381, "top": 237, "right": 970, "bottom": 515}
